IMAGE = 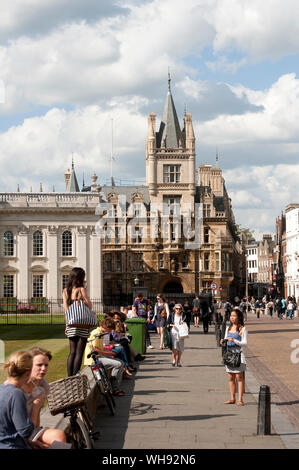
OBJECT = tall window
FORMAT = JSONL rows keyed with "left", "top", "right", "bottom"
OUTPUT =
{"left": 163, "top": 196, "right": 181, "bottom": 216}
{"left": 3, "top": 275, "right": 14, "bottom": 297}
{"left": 133, "top": 203, "right": 142, "bottom": 217}
{"left": 204, "top": 253, "right": 210, "bottom": 271}
{"left": 115, "top": 226, "right": 120, "bottom": 244}
{"left": 115, "top": 253, "right": 122, "bottom": 272}
{"left": 203, "top": 204, "right": 211, "bottom": 218}
{"left": 163, "top": 165, "right": 181, "bottom": 183}
{"left": 170, "top": 222, "right": 177, "bottom": 241}
{"left": 222, "top": 252, "right": 231, "bottom": 272}
{"left": 33, "top": 275, "right": 44, "bottom": 297}
{"left": 62, "top": 274, "right": 69, "bottom": 290}
{"left": 104, "top": 253, "right": 112, "bottom": 272}
{"left": 182, "top": 252, "right": 189, "bottom": 269}
{"left": 204, "top": 227, "right": 209, "bottom": 243}
{"left": 62, "top": 231, "right": 72, "bottom": 256}
{"left": 33, "top": 230, "right": 43, "bottom": 256}
{"left": 3, "top": 231, "right": 14, "bottom": 256}
{"left": 133, "top": 226, "right": 143, "bottom": 244}
{"left": 132, "top": 253, "right": 144, "bottom": 272}
{"left": 158, "top": 253, "right": 164, "bottom": 270}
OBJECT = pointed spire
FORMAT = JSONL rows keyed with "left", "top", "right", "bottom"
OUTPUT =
{"left": 67, "top": 157, "right": 80, "bottom": 192}
{"left": 17, "top": 184, "right": 20, "bottom": 193}
{"left": 216, "top": 149, "right": 219, "bottom": 168}
{"left": 52, "top": 185, "right": 55, "bottom": 192}
{"left": 157, "top": 73, "right": 184, "bottom": 149}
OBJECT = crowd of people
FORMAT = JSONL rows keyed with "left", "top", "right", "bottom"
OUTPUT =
{"left": 10, "top": 265, "right": 297, "bottom": 447}
{"left": 224, "top": 294, "right": 298, "bottom": 320}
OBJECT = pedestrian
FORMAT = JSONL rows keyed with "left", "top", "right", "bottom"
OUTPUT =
{"left": 254, "top": 298, "right": 260, "bottom": 318}
{"left": 152, "top": 294, "right": 169, "bottom": 349}
{"left": 220, "top": 308, "right": 248, "bottom": 407}
{"left": 200, "top": 298, "right": 211, "bottom": 334}
{"left": 0, "top": 350, "right": 40, "bottom": 449}
{"left": 267, "top": 299, "right": 274, "bottom": 317}
{"left": 224, "top": 299, "right": 232, "bottom": 321}
{"left": 287, "top": 299, "right": 294, "bottom": 320}
{"left": 132, "top": 292, "right": 153, "bottom": 349}
{"left": 63, "top": 267, "right": 97, "bottom": 376}
{"left": 192, "top": 295, "right": 200, "bottom": 328}
{"left": 182, "top": 299, "right": 192, "bottom": 330}
{"left": 167, "top": 304, "right": 186, "bottom": 367}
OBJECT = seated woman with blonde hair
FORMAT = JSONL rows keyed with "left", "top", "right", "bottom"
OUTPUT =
{"left": 0, "top": 350, "right": 36, "bottom": 449}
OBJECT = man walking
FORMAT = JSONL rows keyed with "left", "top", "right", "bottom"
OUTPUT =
{"left": 192, "top": 295, "right": 200, "bottom": 328}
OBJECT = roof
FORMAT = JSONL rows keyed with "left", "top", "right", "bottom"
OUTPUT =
{"left": 68, "top": 166, "right": 80, "bottom": 192}
{"left": 156, "top": 77, "right": 183, "bottom": 148}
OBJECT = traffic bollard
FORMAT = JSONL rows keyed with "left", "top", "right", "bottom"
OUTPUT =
{"left": 257, "top": 385, "right": 271, "bottom": 435}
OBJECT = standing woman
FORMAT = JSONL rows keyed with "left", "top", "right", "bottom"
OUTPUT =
{"left": 167, "top": 304, "right": 186, "bottom": 367}
{"left": 220, "top": 308, "right": 248, "bottom": 406}
{"left": 63, "top": 267, "right": 95, "bottom": 376}
{"left": 153, "top": 294, "right": 170, "bottom": 350}
{"left": 0, "top": 351, "right": 35, "bottom": 449}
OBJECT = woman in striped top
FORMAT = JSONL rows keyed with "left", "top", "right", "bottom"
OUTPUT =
{"left": 63, "top": 267, "right": 93, "bottom": 376}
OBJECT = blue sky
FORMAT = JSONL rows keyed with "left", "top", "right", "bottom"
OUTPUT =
{"left": 1, "top": 0, "right": 299, "bottom": 238}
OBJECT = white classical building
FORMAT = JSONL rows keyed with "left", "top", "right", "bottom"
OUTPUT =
{"left": 285, "top": 204, "right": 299, "bottom": 298}
{"left": 0, "top": 191, "right": 103, "bottom": 309}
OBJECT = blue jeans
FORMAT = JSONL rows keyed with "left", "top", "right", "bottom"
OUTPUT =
{"left": 287, "top": 309, "right": 294, "bottom": 319}
{"left": 112, "top": 345, "right": 129, "bottom": 366}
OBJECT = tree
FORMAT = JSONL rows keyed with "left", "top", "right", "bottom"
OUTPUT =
{"left": 235, "top": 225, "right": 255, "bottom": 242}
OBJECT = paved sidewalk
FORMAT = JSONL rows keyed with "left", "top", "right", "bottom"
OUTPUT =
{"left": 93, "top": 324, "right": 294, "bottom": 449}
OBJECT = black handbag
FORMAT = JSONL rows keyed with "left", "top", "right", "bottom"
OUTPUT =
{"left": 222, "top": 343, "right": 241, "bottom": 368}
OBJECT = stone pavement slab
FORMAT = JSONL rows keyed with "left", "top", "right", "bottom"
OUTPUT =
{"left": 93, "top": 324, "right": 290, "bottom": 449}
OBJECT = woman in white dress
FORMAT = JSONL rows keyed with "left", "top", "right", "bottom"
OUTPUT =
{"left": 167, "top": 304, "right": 186, "bottom": 367}
{"left": 220, "top": 309, "right": 248, "bottom": 406}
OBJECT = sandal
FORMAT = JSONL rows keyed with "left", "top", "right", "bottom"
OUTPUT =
{"left": 237, "top": 401, "right": 244, "bottom": 406}
{"left": 224, "top": 399, "right": 235, "bottom": 404}
{"left": 113, "top": 389, "right": 125, "bottom": 396}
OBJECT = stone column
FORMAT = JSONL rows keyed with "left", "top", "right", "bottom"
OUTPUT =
{"left": 47, "top": 226, "right": 58, "bottom": 299}
{"left": 77, "top": 226, "right": 88, "bottom": 272}
{"left": 90, "top": 228, "right": 103, "bottom": 312}
{"left": 17, "top": 225, "right": 29, "bottom": 299}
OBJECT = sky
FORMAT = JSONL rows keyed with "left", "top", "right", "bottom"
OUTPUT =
{"left": 1, "top": 0, "right": 299, "bottom": 239}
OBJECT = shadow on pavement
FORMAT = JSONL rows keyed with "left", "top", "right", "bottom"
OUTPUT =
{"left": 128, "top": 413, "right": 236, "bottom": 423}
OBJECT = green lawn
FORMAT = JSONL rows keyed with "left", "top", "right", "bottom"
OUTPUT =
{"left": 0, "top": 325, "right": 70, "bottom": 384}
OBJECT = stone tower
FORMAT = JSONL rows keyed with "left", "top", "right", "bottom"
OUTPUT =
{"left": 146, "top": 74, "right": 196, "bottom": 208}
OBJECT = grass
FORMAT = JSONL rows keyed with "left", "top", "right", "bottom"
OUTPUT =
{"left": 0, "top": 325, "right": 70, "bottom": 384}
{"left": 0, "top": 314, "right": 104, "bottom": 325}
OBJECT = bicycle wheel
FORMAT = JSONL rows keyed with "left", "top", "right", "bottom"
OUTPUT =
{"left": 69, "top": 416, "right": 94, "bottom": 449}
{"left": 104, "top": 390, "right": 116, "bottom": 416}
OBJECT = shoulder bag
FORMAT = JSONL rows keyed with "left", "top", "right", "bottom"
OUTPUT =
{"left": 65, "top": 292, "right": 97, "bottom": 329}
{"left": 222, "top": 342, "right": 241, "bottom": 368}
{"left": 177, "top": 321, "right": 189, "bottom": 339}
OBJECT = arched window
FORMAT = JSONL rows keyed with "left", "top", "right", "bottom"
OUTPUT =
{"left": 33, "top": 230, "right": 43, "bottom": 256}
{"left": 3, "top": 231, "right": 14, "bottom": 256}
{"left": 62, "top": 231, "right": 72, "bottom": 256}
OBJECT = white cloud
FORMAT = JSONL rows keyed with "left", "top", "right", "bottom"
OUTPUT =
{"left": 198, "top": 74, "right": 299, "bottom": 145}
{"left": 0, "top": 104, "right": 147, "bottom": 192}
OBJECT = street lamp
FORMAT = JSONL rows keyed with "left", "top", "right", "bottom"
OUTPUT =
{"left": 134, "top": 275, "right": 140, "bottom": 286}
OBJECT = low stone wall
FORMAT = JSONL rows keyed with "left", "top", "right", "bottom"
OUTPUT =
{"left": 40, "top": 366, "right": 104, "bottom": 435}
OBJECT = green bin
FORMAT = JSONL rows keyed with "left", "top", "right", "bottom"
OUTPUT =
{"left": 125, "top": 318, "right": 146, "bottom": 355}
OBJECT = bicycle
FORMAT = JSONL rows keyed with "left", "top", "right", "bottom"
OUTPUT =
{"left": 87, "top": 333, "right": 116, "bottom": 416}
{"left": 47, "top": 374, "right": 100, "bottom": 449}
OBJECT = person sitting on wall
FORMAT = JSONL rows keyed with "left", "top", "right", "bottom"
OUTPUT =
{"left": 83, "top": 318, "right": 126, "bottom": 397}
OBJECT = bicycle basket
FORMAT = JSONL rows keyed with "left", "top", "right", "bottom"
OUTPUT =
{"left": 47, "top": 374, "right": 89, "bottom": 416}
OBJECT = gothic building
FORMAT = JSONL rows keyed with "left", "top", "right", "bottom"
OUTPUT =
{"left": 96, "top": 77, "right": 243, "bottom": 304}
{"left": 0, "top": 78, "right": 243, "bottom": 309}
